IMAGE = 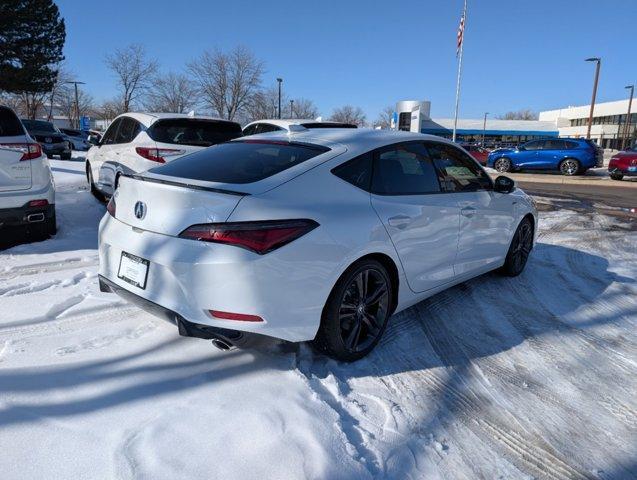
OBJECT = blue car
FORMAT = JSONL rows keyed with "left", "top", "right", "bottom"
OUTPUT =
{"left": 487, "top": 138, "right": 603, "bottom": 176}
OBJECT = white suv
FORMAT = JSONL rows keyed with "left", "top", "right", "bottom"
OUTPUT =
{"left": 85, "top": 113, "right": 242, "bottom": 198}
{"left": 0, "top": 106, "right": 56, "bottom": 239}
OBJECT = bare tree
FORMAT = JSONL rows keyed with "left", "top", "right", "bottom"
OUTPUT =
{"left": 244, "top": 85, "right": 286, "bottom": 122}
{"left": 497, "top": 109, "right": 538, "bottom": 121}
{"left": 374, "top": 105, "right": 395, "bottom": 129}
{"left": 188, "top": 46, "right": 264, "bottom": 121}
{"left": 57, "top": 86, "right": 94, "bottom": 127}
{"left": 0, "top": 92, "right": 25, "bottom": 115}
{"left": 96, "top": 97, "right": 125, "bottom": 121}
{"left": 290, "top": 98, "right": 318, "bottom": 119}
{"left": 105, "top": 44, "right": 158, "bottom": 112}
{"left": 145, "top": 71, "right": 196, "bottom": 113}
{"left": 329, "top": 105, "right": 367, "bottom": 126}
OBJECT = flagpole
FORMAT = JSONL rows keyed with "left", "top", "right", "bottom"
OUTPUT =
{"left": 452, "top": 0, "right": 467, "bottom": 143}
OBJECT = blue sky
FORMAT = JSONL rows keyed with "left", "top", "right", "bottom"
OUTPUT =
{"left": 57, "top": 0, "right": 637, "bottom": 121}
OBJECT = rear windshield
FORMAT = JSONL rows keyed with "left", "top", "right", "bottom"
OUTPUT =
{"left": 148, "top": 119, "right": 242, "bottom": 147}
{"left": 21, "top": 119, "right": 57, "bottom": 133}
{"left": 0, "top": 107, "right": 25, "bottom": 136}
{"left": 149, "top": 140, "right": 330, "bottom": 184}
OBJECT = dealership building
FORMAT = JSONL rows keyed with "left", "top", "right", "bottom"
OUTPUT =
{"left": 539, "top": 99, "right": 635, "bottom": 149}
{"left": 395, "top": 100, "right": 558, "bottom": 145}
{"left": 395, "top": 99, "right": 635, "bottom": 149}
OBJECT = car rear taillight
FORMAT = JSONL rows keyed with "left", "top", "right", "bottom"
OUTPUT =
{"left": 0, "top": 143, "right": 42, "bottom": 161}
{"left": 28, "top": 199, "right": 49, "bottom": 207}
{"left": 106, "top": 196, "right": 116, "bottom": 217}
{"left": 135, "top": 147, "right": 184, "bottom": 163}
{"left": 179, "top": 219, "right": 319, "bottom": 254}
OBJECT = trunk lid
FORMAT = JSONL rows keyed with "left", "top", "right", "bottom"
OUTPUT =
{"left": 0, "top": 134, "right": 32, "bottom": 192}
{"left": 113, "top": 175, "right": 245, "bottom": 237}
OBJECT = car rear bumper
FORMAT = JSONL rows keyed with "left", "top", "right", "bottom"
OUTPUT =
{"left": 0, "top": 202, "right": 54, "bottom": 228}
{"left": 41, "top": 142, "right": 71, "bottom": 155}
{"left": 98, "top": 214, "right": 335, "bottom": 343}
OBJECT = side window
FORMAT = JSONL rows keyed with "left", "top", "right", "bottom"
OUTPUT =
{"left": 332, "top": 152, "right": 373, "bottom": 191}
{"left": 114, "top": 117, "right": 141, "bottom": 144}
{"left": 257, "top": 123, "right": 282, "bottom": 134}
{"left": 101, "top": 119, "right": 121, "bottom": 145}
{"left": 564, "top": 140, "right": 578, "bottom": 149}
{"left": 426, "top": 142, "right": 492, "bottom": 193}
{"left": 523, "top": 140, "right": 542, "bottom": 151}
{"left": 243, "top": 125, "right": 258, "bottom": 136}
{"left": 371, "top": 142, "right": 441, "bottom": 195}
{"left": 543, "top": 139, "right": 565, "bottom": 150}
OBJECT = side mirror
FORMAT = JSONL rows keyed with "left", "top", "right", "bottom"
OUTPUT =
{"left": 494, "top": 175, "right": 515, "bottom": 194}
{"left": 88, "top": 134, "right": 100, "bottom": 146}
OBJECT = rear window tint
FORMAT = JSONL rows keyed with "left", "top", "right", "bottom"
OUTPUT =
{"left": 0, "top": 107, "right": 24, "bottom": 136}
{"left": 149, "top": 140, "right": 330, "bottom": 184}
{"left": 149, "top": 119, "right": 242, "bottom": 147}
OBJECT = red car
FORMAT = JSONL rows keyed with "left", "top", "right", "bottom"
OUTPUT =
{"left": 609, "top": 146, "right": 637, "bottom": 180}
{"left": 461, "top": 144, "right": 490, "bottom": 165}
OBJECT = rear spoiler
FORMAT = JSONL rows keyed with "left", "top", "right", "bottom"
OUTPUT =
{"left": 123, "top": 173, "right": 249, "bottom": 196}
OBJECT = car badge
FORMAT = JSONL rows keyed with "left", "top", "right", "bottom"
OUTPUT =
{"left": 45, "top": 137, "right": 52, "bottom": 143}
{"left": 134, "top": 201, "right": 147, "bottom": 220}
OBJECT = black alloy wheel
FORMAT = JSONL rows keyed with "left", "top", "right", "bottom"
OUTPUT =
{"left": 313, "top": 259, "right": 393, "bottom": 361}
{"left": 501, "top": 218, "right": 533, "bottom": 277}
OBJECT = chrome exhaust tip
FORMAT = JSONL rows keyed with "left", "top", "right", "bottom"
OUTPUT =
{"left": 211, "top": 337, "right": 235, "bottom": 351}
{"left": 26, "top": 213, "right": 45, "bottom": 223}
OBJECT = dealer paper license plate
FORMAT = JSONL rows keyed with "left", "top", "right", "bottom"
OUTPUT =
{"left": 117, "top": 252, "right": 149, "bottom": 289}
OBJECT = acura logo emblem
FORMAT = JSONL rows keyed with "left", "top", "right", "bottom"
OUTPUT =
{"left": 134, "top": 201, "right": 146, "bottom": 219}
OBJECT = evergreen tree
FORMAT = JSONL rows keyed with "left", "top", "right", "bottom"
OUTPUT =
{"left": 0, "top": 0, "right": 66, "bottom": 117}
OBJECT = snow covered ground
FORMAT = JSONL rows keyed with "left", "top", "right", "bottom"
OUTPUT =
{"left": 1, "top": 155, "right": 636, "bottom": 479}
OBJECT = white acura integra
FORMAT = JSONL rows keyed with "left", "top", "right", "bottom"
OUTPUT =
{"left": 98, "top": 128, "right": 537, "bottom": 361}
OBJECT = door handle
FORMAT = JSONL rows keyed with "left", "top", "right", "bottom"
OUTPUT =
{"left": 460, "top": 207, "right": 477, "bottom": 218}
{"left": 388, "top": 214, "right": 413, "bottom": 228}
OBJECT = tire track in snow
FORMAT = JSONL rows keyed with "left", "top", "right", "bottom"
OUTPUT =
{"left": 0, "top": 256, "right": 98, "bottom": 281}
{"left": 0, "top": 271, "right": 94, "bottom": 298}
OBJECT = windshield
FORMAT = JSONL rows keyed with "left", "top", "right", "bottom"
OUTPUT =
{"left": 149, "top": 140, "right": 330, "bottom": 184}
{"left": 0, "top": 107, "right": 24, "bottom": 136}
{"left": 21, "top": 119, "right": 59, "bottom": 133}
{"left": 148, "top": 119, "right": 242, "bottom": 147}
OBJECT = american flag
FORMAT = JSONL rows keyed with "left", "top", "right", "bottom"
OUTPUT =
{"left": 456, "top": 13, "right": 465, "bottom": 57}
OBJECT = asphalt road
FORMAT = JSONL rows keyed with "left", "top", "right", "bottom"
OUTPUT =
{"left": 519, "top": 179, "right": 637, "bottom": 226}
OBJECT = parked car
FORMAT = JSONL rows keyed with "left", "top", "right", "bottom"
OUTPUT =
{"left": 85, "top": 113, "right": 242, "bottom": 198}
{"left": 242, "top": 119, "right": 357, "bottom": 135}
{"left": 98, "top": 129, "right": 536, "bottom": 361}
{"left": 60, "top": 128, "right": 91, "bottom": 151}
{"left": 487, "top": 138, "right": 603, "bottom": 175}
{"left": 0, "top": 106, "right": 56, "bottom": 239}
{"left": 21, "top": 119, "right": 72, "bottom": 160}
{"left": 460, "top": 144, "right": 489, "bottom": 165}
{"left": 608, "top": 145, "right": 637, "bottom": 180}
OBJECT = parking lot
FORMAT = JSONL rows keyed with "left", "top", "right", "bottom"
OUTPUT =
{"left": 0, "top": 155, "right": 634, "bottom": 479}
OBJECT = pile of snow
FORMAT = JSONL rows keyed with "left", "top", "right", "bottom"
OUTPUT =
{"left": 0, "top": 156, "right": 635, "bottom": 479}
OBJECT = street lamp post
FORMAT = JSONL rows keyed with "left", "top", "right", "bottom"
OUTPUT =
{"left": 622, "top": 84, "right": 634, "bottom": 150}
{"left": 63, "top": 81, "right": 86, "bottom": 129}
{"left": 276, "top": 78, "right": 283, "bottom": 119}
{"left": 290, "top": 99, "right": 294, "bottom": 118}
{"left": 585, "top": 57, "right": 601, "bottom": 140}
{"left": 482, "top": 112, "right": 489, "bottom": 147}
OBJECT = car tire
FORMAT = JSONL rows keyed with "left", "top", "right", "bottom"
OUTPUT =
{"left": 610, "top": 173, "right": 624, "bottom": 181}
{"left": 313, "top": 259, "right": 393, "bottom": 362}
{"left": 86, "top": 162, "right": 105, "bottom": 202}
{"left": 559, "top": 158, "right": 580, "bottom": 176}
{"left": 46, "top": 153, "right": 53, "bottom": 159}
{"left": 500, "top": 217, "right": 533, "bottom": 277}
{"left": 494, "top": 157, "right": 512, "bottom": 173}
{"left": 61, "top": 152, "right": 72, "bottom": 160}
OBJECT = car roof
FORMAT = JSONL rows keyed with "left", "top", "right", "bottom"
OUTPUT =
{"left": 243, "top": 119, "right": 357, "bottom": 130}
{"left": 234, "top": 128, "right": 457, "bottom": 152}
{"left": 115, "top": 112, "right": 240, "bottom": 128}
